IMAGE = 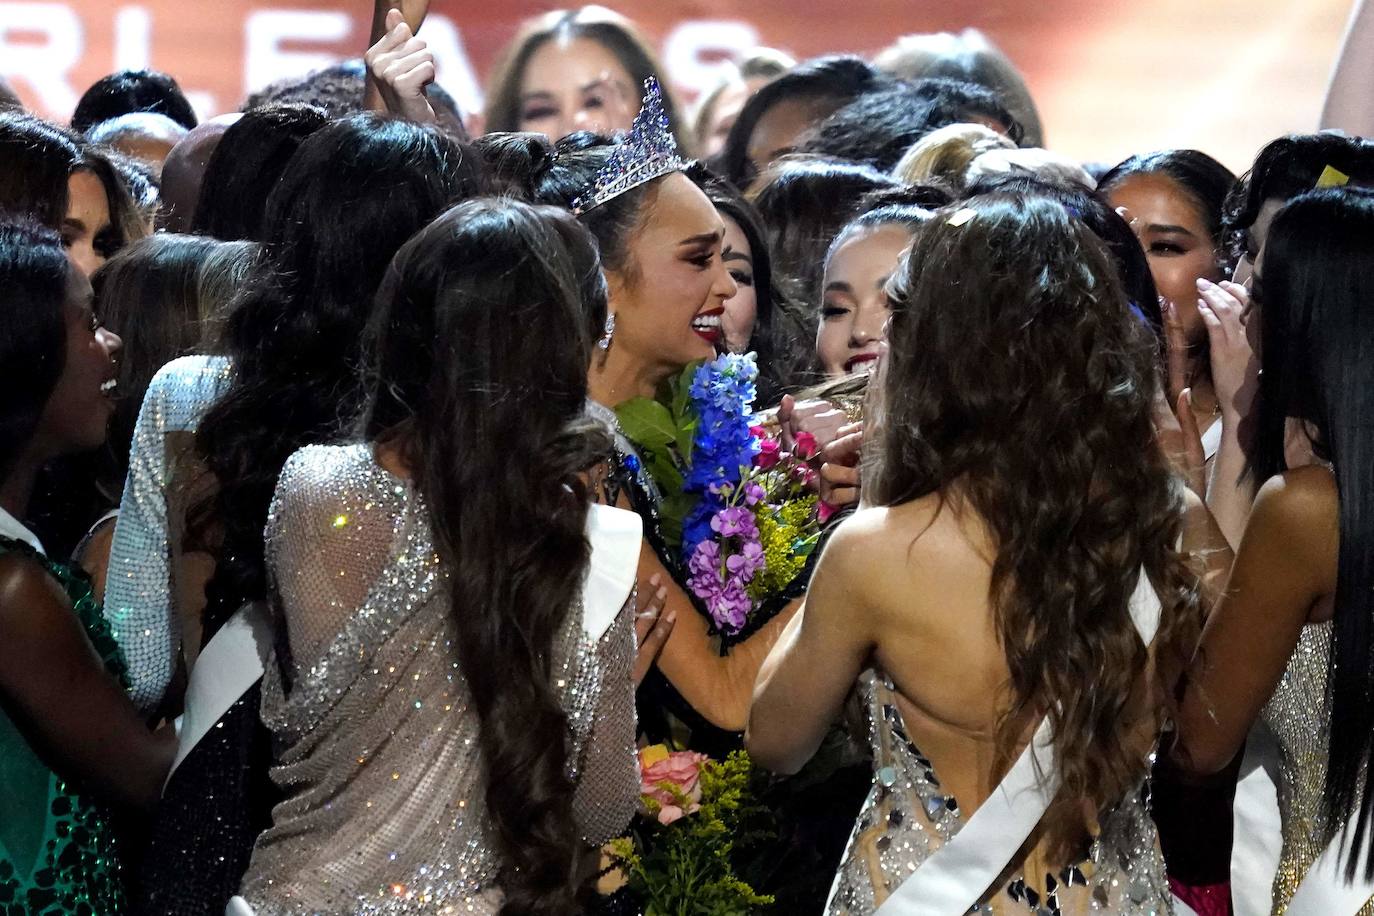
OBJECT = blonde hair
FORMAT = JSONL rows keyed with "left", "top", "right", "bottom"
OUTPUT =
{"left": 892, "top": 122, "right": 1014, "bottom": 185}
{"left": 965, "top": 147, "right": 1096, "bottom": 191}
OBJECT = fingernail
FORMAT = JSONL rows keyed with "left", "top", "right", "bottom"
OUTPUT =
{"left": 649, "top": 573, "right": 661, "bottom": 586}
{"left": 1196, "top": 277, "right": 1214, "bottom": 290}
{"left": 656, "top": 587, "right": 667, "bottom": 600}
{"left": 666, "top": 612, "right": 676, "bottom": 623}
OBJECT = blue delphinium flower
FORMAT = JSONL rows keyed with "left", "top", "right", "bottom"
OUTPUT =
{"left": 681, "top": 354, "right": 760, "bottom": 563}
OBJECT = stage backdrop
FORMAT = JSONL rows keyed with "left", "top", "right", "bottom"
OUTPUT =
{"left": 0, "top": 0, "right": 1353, "bottom": 171}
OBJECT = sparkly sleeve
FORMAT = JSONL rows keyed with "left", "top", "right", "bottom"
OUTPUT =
{"left": 571, "top": 589, "right": 640, "bottom": 844}
{"left": 265, "top": 446, "right": 401, "bottom": 686}
{"left": 105, "top": 356, "right": 230, "bottom": 714}
{"left": 102, "top": 368, "right": 178, "bottom": 713}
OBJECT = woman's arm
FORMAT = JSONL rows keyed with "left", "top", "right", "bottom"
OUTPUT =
{"left": 746, "top": 519, "right": 874, "bottom": 775}
{"left": 1172, "top": 468, "right": 1337, "bottom": 775}
{"left": 1321, "top": 0, "right": 1374, "bottom": 135}
{"left": 1197, "top": 281, "right": 1259, "bottom": 548}
{"left": 637, "top": 541, "right": 799, "bottom": 732}
{"left": 0, "top": 557, "right": 174, "bottom": 810}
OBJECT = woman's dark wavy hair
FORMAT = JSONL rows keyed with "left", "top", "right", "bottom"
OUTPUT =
{"left": 0, "top": 218, "right": 70, "bottom": 483}
{"left": 192, "top": 114, "right": 483, "bottom": 637}
{"left": 799, "top": 77, "right": 1023, "bottom": 172}
{"left": 483, "top": 7, "right": 690, "bottom": 151}
{"left": 191, "top": 103, "right": 329, "bottom": 242}
{"left": 1098, "top": 149, "right": 1237, "bottom": 278}
{"left": 868, "top": 192, "right": 1201, "bottom": 854}
{"left": 747, "top": 156, "right": 901, "bottom": 309}
{"left": 1243, "top": 187, "right": 1374, "bottom": 877}
{"left": 1222, "top": 133, "right": 1374, "bottom": 264}
{"left": 363, "top": 198, "right": 610, "bottom": 914}
{"left": 685, "top": 162, "right": 813, "bottom": 400}
{"left": 717, "top": 55, "right": 884, "bottom": 188}
{"left": 0, "top": 112, "right": 83, "bottom": 229}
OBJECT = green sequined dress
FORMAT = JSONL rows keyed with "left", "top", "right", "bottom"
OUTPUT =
{"left": 0, "top": 535, "right": 129, "bottom": 915}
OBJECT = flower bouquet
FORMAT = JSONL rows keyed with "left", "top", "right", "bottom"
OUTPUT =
{"left": 615, "top": 353, "right": 824, "bottom": 645}
{"left": 609, "top": 746, "right": 774, "bottom": 915}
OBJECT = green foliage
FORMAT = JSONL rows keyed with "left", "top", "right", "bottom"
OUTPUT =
{"left": 615, "top": 361, "right": 704, "bottom": 553}
{"left": 612, "top": 751, "right": 776, "bottom": 915}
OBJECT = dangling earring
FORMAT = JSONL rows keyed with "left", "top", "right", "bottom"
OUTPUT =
{"left": 597, "top": 312, "right": 616, "bottom": 361}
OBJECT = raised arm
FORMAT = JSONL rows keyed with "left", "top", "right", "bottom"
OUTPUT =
{"left": 0, "top": 556, "right": 174, "bottom": 810}
{"left": 746, "top": 519, "right": 874, "bottom": 775}
{"left": 1171, "top": 467, "right": 1337, "bottom": 775}
{"left": 1197, "top": 280, "right": 1260, "bottom": 548}
{"left": 1321, "top": 0, "right": 1374, "bottom": 135}
{"left": 104, "top": 376, "right": 178, "bottom": 714}
{"left": 363, "top": 3, "right": 436, "bottom": 122}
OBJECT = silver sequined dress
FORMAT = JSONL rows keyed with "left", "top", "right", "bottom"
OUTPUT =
{"left": 827, "top": 671, "right": 1172, "bottom": 915}
{"left": 236, "top": 444, "right": 641, "bottom": 914}
{"left": 1260, "top": 620, "right": 1374, "bottom": 915}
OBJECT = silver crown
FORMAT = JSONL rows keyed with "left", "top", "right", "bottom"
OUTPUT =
{"left": 571, "top": 77, "right": 685, "bottom": 215}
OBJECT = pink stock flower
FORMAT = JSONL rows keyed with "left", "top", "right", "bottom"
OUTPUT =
{"left": 639, "top": 747, "right": 709, "bottom": 825}
{"left": 793, "top": 431, "right": 818, "bottom": 460}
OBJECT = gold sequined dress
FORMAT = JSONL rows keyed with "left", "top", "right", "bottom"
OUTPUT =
{"left": 235, "top": 444, "right": 641, "bottom": 914}
{"left": 826, "top": 671, "right": 1173, "bottom": 915}
{"left": 1260, "top": 620, "right": 1374, "bottom": 915}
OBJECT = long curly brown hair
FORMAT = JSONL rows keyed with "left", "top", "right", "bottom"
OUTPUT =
{"left": 866, "top": 192, "right": 1202, "bottom": 850}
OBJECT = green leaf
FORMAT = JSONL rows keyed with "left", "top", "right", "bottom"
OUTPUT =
{"left": 616, "top": 397, "right": 677, "bottom": 449}
{"left": 676, "top": 417, "right": 699, "bottom": 463}
{"left": 672, "top": 361, "right": 700, "bottom": 419}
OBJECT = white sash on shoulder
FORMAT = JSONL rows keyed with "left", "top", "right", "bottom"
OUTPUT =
{"left": 581, "top": 504, "right": 642, "bottom": 642}
{"left": 1231, "top": 721, "right": 1283, "bottom": 916}
{"left": 166, "top": 600, "right": 272, "bottom": 789}
{"left": 871, "top": 571, "right": 1194, "bottom": 916}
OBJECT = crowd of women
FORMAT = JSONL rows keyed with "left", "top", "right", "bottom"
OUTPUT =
{"left": 3, "top": 0, "right": 1374, "bottom": 913}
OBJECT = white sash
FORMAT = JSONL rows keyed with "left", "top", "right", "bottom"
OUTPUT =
{"left": 1231, "top": 721, "right": 1283, "bottom": 916}
{"left": 166, "top": 600, "right": 272, "bottom": 789}
{"left": 872, "top": 571, "right": 1185, "bottom": 916}
{"left": 581, "top": 504, "right": 643, "bottom": 641}
{"left": 1285, "top": 818, "right": 1374, "bottom": 915}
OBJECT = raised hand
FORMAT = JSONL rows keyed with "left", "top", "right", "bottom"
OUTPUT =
{"left": 777, "top": 394, "right": 850, "bottom": 458}
{"left": 1155, "top": 387, "right": 1206, "bottom": 498}
{"left": 1196, "top": 278, "right": 1258, "bottom": 425}
{"left": 364, "top": 9, "right": 437, "bottom": 123}
{"left": 632, "top": 573, "right": 674, "bottom": 686}
{"left": 818, "top": 422, "right": 864, "bottom": 512}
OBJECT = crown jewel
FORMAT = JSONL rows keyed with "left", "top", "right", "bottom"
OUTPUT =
{"left": 572, "top": 77, "right": 685, "bottom": 215}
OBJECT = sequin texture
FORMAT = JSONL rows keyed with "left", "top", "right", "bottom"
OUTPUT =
{"left": 826, "top": 671, "right": 1173, "bottom": 915}
{"left": 237, "top": 444, "right": 640, "bottom": 914}
{"left": 0, "top": 537, "right": 129, "bottom": 914}
{"left": 1261, "top": 621, "right": 1374, "bottom": 914}
{"left": 104, "top": 354, "right": 233, "bottom": 713}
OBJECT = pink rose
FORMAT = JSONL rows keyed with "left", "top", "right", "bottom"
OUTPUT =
{"left": 639, "top": 747, "right": 709, "bottom": 826}
{"left": 793, "top": 430, "right": 818, "bottom": 460}
{"left": 754, "top": 436, "right": 781, "bottom": 470}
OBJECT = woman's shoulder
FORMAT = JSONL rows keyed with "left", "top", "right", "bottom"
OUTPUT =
{"left": 272, "top": 444, "right": 402, "bottom": 525}
{"left": 0, "top": 549, "right": 69, "bottom": 632}
{"left": 143, "top": 354, "right": 234, "bottom": 429}
{"left": 1253, "top": 465, "right": 1338, "bottom": 532}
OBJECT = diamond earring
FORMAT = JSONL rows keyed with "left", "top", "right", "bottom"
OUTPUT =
{"left": 597, "top": 312, "right": 616, "bottom": 357}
